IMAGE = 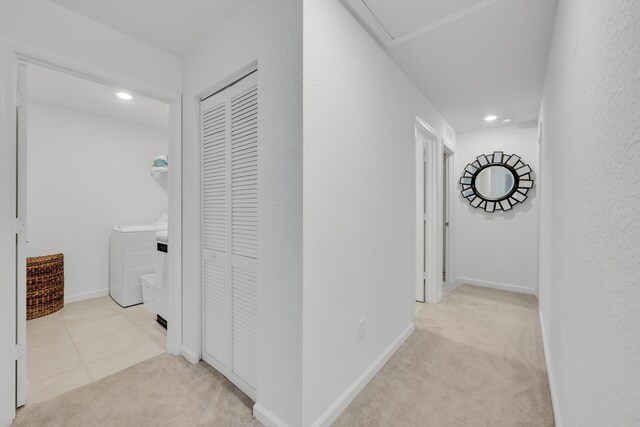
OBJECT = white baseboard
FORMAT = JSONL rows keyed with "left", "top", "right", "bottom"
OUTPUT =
{"left": 180, "top": 345, "right": 200, "bottom": 365}
{"left": 456, "top": 277, "right": 537, "bottom": 296}
{"left": 64, "top": 288, "right": 109, "bottom": 304}
{"left": 311, "top": 322, "right": 416, "bottom": 427}
{"left": 253, "top": 403, "right": 289, "bottom": 427}
{"left": 539, "top": 311, "right": 562, "bottom": 427}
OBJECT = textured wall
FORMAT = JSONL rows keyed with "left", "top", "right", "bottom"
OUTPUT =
{"left": 181, "top": 0, "right": 303, "bottom": 425}
{"left": 539, "top": 0, "right": 640, "bottom": 425}
{"left": 303, "top": 0, "right": 454, "bottom": 425}
{"left": 453, "top": 125, "right": 539, "bottom": 294}
{"left": 0, "top": 1, "right": 180, "bottom": 423}
{"left": 27, "top": 102, "right": 167, "bottom": 301}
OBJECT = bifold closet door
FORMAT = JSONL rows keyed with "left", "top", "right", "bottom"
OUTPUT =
{"left": 201, "top": 71, "right": 258, "bottom": 400}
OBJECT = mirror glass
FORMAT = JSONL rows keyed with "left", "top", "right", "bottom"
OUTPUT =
{"left": 474, "top": 166, "right": 515, "bottom": 200}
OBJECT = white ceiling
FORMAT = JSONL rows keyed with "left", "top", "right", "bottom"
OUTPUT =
{"left": 346, "top": 0, "right": 558, "bottom": 133}
{"left": 48, "top": 0, "right": 253, "bottom": 56}
{"left": 363, "top": 0, "right": 483, "bottom": 39}
{"left": 28, "top": 63, "right": 169, "bottom": 130}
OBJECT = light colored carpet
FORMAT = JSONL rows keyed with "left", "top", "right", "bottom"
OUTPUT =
{"left": 14, "top": 284, "right": 553, "bottom": 426}
{"left": 335, "top": 284, "right": 554, "bottom": 426}
{"left": 14, "top": 353, "right": 259, "bottom": 427}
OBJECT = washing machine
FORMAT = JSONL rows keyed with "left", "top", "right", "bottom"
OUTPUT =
{"left": 109, "top": 215, "right": 167, "bottom": 307}
{"left": 154, "top": 230, "right": 169, "bottom": 328}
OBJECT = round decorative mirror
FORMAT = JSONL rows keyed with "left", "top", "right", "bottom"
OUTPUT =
{"left": 474, "top": 165, "right": 515, "bottom": 200}
{"left": 460, "top": 151, "right": 534, "bottom": 212}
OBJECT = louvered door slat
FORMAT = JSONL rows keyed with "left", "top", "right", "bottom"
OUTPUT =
{"left": 201, "top": 71, "right": 258, "bottom": 401}
{"left": 201, "top": 100, "right": 229, "bottom": 367}
{"left": 228, "top": 79, "right": 258, "bottom": 390}
{"left": 202, "top": 102, "right": 227, "bottom": 255}
{"left": 230, "top": 83, "right": 258, "bottom": 260}
{"left": 203, "top": 261, "right": 228, "bottom": 364}
{"left": 231, "top": 265, "right": 257, "bottom": 386}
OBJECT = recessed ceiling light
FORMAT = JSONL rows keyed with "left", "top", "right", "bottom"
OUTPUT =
{"left": 116, "top": 92, "right": 132, "bottom": 100}
{"left": 484, "top": 115, "right": 498, "bottom": 122}
{"left": 502, "top": 118, "right": 512, "bottom": 124}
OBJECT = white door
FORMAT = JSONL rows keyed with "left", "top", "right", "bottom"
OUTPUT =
{"left": 442, "top": 152, "right": 448, "bottom": 283}
{"left": 415, "top": 132, "right": 427, "bottom": 302}
{"left": 201, "top": 71, "right": 258, "bottom": 400}
{"left": 16, "top": 62, "right": 28, "bottom": 407}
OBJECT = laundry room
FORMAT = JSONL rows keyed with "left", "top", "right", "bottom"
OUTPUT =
{"left": 22, "top": 62, "right": 170, "bottom": 405}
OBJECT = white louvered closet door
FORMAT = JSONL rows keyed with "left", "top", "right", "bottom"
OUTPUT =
{"left": 201, "top": 71, "right": 258, "bottom": 400}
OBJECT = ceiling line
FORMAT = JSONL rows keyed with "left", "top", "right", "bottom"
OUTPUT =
{"left": 389, "top": 0, "right": 508, "bottom": 46}
{"left": 359, "top": 0, "right": 395, "bottom": 41}
{"left": 345, "top": 0, "right": 509, "bottom": 48}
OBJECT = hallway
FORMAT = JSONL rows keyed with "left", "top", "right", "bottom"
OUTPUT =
{"left": 336, "top": 285, "right": 553, "bottom": 426}
{"left": 14, "top": 285, "right": 553, "bottom": 426}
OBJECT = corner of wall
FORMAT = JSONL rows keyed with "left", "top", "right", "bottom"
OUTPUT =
{"left": 309, "top": 323, "right": 415, "bottom": 427}
{"left": 180, "top": 345, "right": 200, "bottom": 365}
{"left": 253, "top": 403, "right": 291, "bottom": 427}
{"left": 538, "top": 310, "right": 562, "bottom": 427}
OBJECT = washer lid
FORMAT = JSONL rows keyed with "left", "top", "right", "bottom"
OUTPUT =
{"left": 112, "top": 223, "right": 168, "bottom": 233}
{"left": 155, "top": 230, "right": 168, "bottom": 243}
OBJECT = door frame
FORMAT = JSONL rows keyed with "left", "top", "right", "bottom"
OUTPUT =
{"left": 415, "top": 118, "right": 439, "bottom": 304}
{"left": 0, "top": 43, "right": 182, "bottom": 419}
{"left": 415, "top": 118, "right": 455, "bottom": 305}
{"left": 442, "top": 143, "right": 455, "bottom": 290}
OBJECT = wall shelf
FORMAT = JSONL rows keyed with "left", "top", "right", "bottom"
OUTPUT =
{"left": 151, "top": 166, "right": 168, "bottom": 173}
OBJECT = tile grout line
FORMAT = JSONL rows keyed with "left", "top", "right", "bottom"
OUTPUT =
{"left": 57, "top": 310, "right": 95, "bottom": 382}
{"left": 76, "top": 325, "right": 154, "bottom": 366}
{"left": 27, "top": 298, "right": 167, "bottom": 404}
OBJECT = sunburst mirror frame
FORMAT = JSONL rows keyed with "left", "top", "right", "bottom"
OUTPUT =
{"left": 460, "top": 151, "right": 534, "bottom": 213}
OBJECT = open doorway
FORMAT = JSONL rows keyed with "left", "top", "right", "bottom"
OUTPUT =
{"left": 415, "top": 120, "right": 438, "bottom": 304}
{"left": 15, "top": 61, "right": 176, "bottom": 407}
{"left": 415, "top": 119, "right": 455, "bottom": 307}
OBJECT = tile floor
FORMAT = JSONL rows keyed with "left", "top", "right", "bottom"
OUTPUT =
{"left": 26, "top": 296, "right": 166, "bottom": 406}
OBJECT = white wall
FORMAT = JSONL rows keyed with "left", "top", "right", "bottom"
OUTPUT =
{"left": 0, "top": 0, "right": 181, "bottom": 93}
{"left": 453, "top": 125, "right": 539, "bottom": 294}
{"left": 27, "top": 102, "right": 167, "bottom": 302}
{"left": 181, "top": 0, "right": 302, "bottom": 425}
{"left": 303, "top": 1, "right": 454, "bottom": 425}
{"left": 539, "top": 1, "right": 640, "bottom": 425}
{"left": 0, "top": 1, "right": 180, "bottom": 423}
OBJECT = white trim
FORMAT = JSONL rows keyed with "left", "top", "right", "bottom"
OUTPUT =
{"left": 342, "top": 0, "right": 507, "bottom": 47}
{"left": 15, "top": 62, "right": 27, "bottom": 408}
{"left": 392, "top": 0, "right": 507, "bottom": 45}
{"left": 198, "top": 61, "right": 257, "bottom": 102}
{"left": 539, "top": 311, "right": 562, "bottom": 427}
{"left": 442, "top": 145, "right": 454, "bottom": 289}
{"left": 180, "top": 345, "right": 200, "bottom": 365}
{"left": 310, "top": 323, "right": 416, "bottom": 427}
{"left": 0, "top": 44, "right": 182, "bottom": 424}
{"left": 0, "top": 41, "right": 19, "bottom": 424}
{"left": 443, "top": 138, "right": 455, "bottom": 156}
{"left": 253, "top": 404, "right": 290, "bottom": 427}
{"left": 415, "top": 118, "right": 443, "bottom": 304}
{"left": 13, "top": 50, "right": 182, "bottom": 357}
{"left": 167, "top": 92, "right": 182, "bottom": 358}
{"left": 64, "top": 288, "right": 109, "bottom": 304}
{"left": 414, "top": 129, "right": 426, "bottom": 302}
{"left": 456, "top": 277, "right": 537, "bottom": 295}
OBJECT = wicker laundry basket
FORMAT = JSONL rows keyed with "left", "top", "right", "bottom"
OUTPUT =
{"left": 26, "top": 253, "right": 64, "bottom": 320}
